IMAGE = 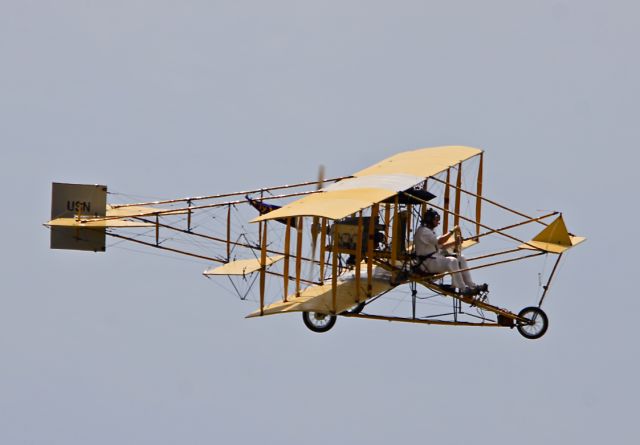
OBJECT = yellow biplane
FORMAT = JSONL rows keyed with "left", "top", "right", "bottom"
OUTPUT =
{"left": 45, "top": 146, "right": 585, "bottom": 339}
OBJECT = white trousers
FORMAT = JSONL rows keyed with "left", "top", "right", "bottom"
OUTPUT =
{"left": 420, "top": 254, "right": 475, "bottom": 290}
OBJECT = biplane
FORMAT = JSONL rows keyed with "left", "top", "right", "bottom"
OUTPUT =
{"left": 45, "top": 146, "right": 585, "bottom": 339}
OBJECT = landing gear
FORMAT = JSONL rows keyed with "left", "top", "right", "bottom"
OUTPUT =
{"left": 516, "top": 306, "right": 549, "bottom": 340}
{"left": 302, "top": 312, "right": 337, "bottom": 333}
{"left": 347, "top": 302, "right": 366, "bottom": 314}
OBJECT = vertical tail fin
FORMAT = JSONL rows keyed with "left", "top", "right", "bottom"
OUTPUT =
{"left": 49, "top": 182, "right": 107, "bottom": 252}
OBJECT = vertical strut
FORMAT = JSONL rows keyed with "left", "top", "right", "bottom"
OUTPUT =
{"left": 454, "top": 163, "right": 462, "bottom": 228}
{"left": 391, "top": 196, "right": 399, "bottom": 265}
{"left": 367, "top": 204, "right": 378, "bottom": 298}
{"left": 384, "top": 203, "right": 390, "bottom": 242}
{"left": 406, "top": 204, "right": 413, "bottom": 243}
{"left": 259, "top": 221, "right": 268, "bottom": 316}
{"left": 331, "top": 227, "right": 338, "bottom": 314}
{"left": 295, "top": 217, "right": 303, "bottom": 297}
{"left": 443, "top": 168, "right": 451, "bottom": 234}
{"left": 421, "top": 178, "right": 428, "bottom": 220}
{"left": 355, "top": 211, "right": 363, "bottom": 303}
{"left": 319, "top": 218, "right": 327, "bottom": 283}
{"left": 155, "top": 214, "right": 159, "bottom": 246}
{"left": 283, "top": 217, "right": 291, "bottom": 302}
{"left": 187, "top": 199, "right": 192, "bottom": 232}
{"left": 258, "top": 190, "right": 264, "bottom": 246}
{"left": 476, "top": 153, "right": 483, "bottom": 238}
{"left": 226, "top": 204, "right": 231, "bottom": 261}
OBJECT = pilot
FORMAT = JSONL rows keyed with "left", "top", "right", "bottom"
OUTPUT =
{"left": 414, "top": 208, "right": 487, "bottom": 296}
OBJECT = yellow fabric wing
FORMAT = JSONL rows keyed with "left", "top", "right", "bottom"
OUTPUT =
{"left": 353, "top": 145, "right": 482, "bottom": 177}
{"left": 203, "top": 256, "right": 285, "bottom": 276}
{"left": 253, "top": 145, "right": 482, "bottom": 222}
{"left": 246, "top": 266, "right": 395, "bottom": 317}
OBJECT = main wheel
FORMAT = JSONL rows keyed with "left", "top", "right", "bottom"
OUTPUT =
{"left": 302, "top": 312, "right": 337, "bottom": 333}
{"left": 516, "top": 306, "right": 549, "bottom": 340}
{"left": 347, "top": 301, "right": 366, "bottom": 314}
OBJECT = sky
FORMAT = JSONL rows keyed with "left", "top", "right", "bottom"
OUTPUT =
{"left": 1, "top": 1, "right": 638, "bottom": 444}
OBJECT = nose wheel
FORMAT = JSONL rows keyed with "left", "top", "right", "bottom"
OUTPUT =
{"left": 516, "top": 306, "right": 549, "bottom": 339}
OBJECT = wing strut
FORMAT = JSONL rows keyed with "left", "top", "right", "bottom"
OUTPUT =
{"left": 443, "top": 168, "right": 451, "bottom": 233}
{"left": 454, "top": 162, "right": 463, "bottom": 228}
{"left": 475, "top": 152, "right": 483, "bottom": 237}
{"left": 367, "top": 204, "right": 378, "bottom": 298}
{"left": 226, "top": 204, "right": 232, "bottom": 261}
{"left": 319, "top": 218, "right": 327, "bottom": 283}
{"left": 295, "top": 217, "right": 304, "bottom": 297}
{"left": 259, "top": 221, "right": 268, "bottom": 316}
{"left": 331, "top": 228, "right": 338, "bottom": 313}
{"left": 283, "top": 218, "right": 291, "bottom": 302}
{"left": 355, "top": 212, "right": 363, "bottom": 303}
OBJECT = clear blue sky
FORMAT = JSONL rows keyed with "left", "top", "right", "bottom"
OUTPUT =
{"left": 1, "top": 1, "right": 637, "bottom": 444}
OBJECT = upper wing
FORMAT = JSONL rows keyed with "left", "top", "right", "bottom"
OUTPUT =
{"left": 350, "top": 145, "right": 482, "bottom": 177}
{"left": 252, "top": 145, "right": 482, "bottom": 222}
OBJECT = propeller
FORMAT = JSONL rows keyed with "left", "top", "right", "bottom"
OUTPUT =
{"left": 309, "top": 165, "right": 325, "bottom": 282}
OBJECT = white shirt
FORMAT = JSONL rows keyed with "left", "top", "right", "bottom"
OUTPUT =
{"left": 414, "top": 225, "right": 438, "bottom": 256}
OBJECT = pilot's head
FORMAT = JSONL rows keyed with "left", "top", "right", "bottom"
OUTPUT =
{"left": 422, "top": 208, "right": 440, "bottom": 229}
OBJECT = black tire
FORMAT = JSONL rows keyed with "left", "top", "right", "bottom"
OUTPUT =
{"left": 347, "top": 301, "right": 366, "bottom": 314}
{"left": 516, "top": 306, "right": 549, "bottom": 340}
{"left": 302, "top": 312, "right": 337, "bottom": 333}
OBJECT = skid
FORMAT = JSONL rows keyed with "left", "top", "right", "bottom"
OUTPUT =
{"left": 341, "top": 312, "right": 505, "bottom": 328}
